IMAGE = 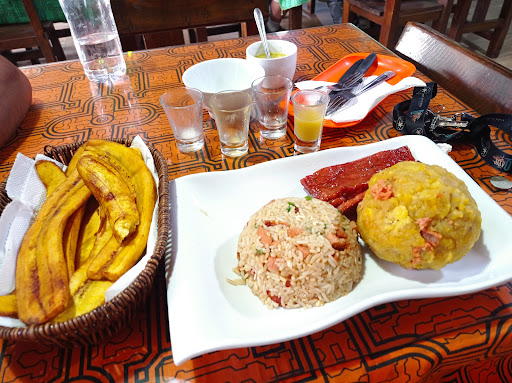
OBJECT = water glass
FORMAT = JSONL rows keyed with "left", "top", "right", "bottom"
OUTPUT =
{"left": 210, "top": 91, "right": 253, "bottom": 157}
{"left": 58, "top": 0, "right": 126, "bottom": 83}
{"left": 291, "top": 89, "right": 329, "bottom": 153}
{"left": 251, "top": 75, "right": 293, "bottom": 140}
{"left": 160, "top": 87, "right": 205, "bottom": 153}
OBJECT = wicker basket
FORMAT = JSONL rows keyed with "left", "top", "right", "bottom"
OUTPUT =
{"left": 0, "top": 138, "right": 169, "bottom": 347}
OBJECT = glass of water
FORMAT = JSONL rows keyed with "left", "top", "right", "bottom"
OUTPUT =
{"left": 210, "top": 91, "right": 253, "bottom": 157}
{"left": 58, "top": 0, "right": 126, "bottom": 82}
{"left": 160, "top": 87, "right": 205, "bottom": 153}
{"left": 251, "top": 75, "right": 293, "bottom": 140}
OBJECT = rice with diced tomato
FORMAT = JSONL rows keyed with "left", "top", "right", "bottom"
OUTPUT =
{"left": 231, "top": 197, "right": 362, "bottom": 309}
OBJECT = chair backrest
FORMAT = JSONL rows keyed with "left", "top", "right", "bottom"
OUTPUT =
{"left": 343, "top": 0, "right": 453, "bottom": 48}
{"left": 111, "top": 0, "right": 267, "bottom": 47}
{"left": 0, "top": 0, "right": 63, "bottom": 64}
{"left": 20, "top": 0, "right": 56, "bottom": 61}
{"left": 0, "top": 0, "right": 66, "bottom": 25}
{"left": 395, "top": 21, "right": 512, "bottom": 115}
{"left": 447, "top": 0, "right": 512, "bottom": 58}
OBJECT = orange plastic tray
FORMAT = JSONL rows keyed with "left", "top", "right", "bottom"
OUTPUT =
{"left": 289, "top": 52, "right": 416, "bottom": 128}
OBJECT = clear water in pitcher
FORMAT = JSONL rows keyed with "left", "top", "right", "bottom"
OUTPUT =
{"left": 77, "top": 32, "right": 126, "bottom": 82}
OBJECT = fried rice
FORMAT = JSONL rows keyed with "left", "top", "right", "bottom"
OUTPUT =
{"left": 230, "top": 197, "right": 362, "bottom": 309}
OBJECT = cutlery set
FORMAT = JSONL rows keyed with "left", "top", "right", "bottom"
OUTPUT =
{"left": 320, "top": 53, "right": 397, "bottom": 118}
{"left": 325, "top": 70, "right": 396, "bottom": 117}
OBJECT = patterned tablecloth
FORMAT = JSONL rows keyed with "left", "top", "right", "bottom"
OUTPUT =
{"left": 0, "top": 24, "right": 511, "bottom": 382}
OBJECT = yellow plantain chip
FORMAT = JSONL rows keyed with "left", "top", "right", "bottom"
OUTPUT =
{"left": 52, "top": 280, "right": 113, "bottom": 322}
{"left": 77, "top": 154, "right": 140, "bottom": 242}
{"left": 35, "top": 159, "right": 86, "bottom": 282}
{"left": 35, "top": 160, "right": 66, "bottom": 196}
{"left": 16, "top": 170, "right": 92, "bottom": 325}
{"left": 75, "top": 198, "right": 101, "bottom": 267}
{"left": 0, "top": 293, "right": 17, "bottom": 318}
{"left": 81, "top": 140, "right": 157, "bottom": 282}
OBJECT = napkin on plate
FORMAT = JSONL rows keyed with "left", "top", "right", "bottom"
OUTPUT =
{"left": 0, "top": 136, "right": 159, "bottom": 326}
{"left": 295, "top": 76, "right": 426, "bottom": 124}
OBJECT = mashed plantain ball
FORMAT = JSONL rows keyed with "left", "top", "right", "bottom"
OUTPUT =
{"left": 357, "top": 161, "right": 481, "bottom": 270}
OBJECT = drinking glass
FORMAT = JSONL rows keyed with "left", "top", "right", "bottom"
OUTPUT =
{"left": 291, "top": 89, "right": 329, "bottom": 153}
{"left": 210, "top": 91, "right": 253, "bottom": 157}
{"left": 160, "top": 87, "right": 205, "bottom": 153}
{"left": 252, "top": 75, "right": 293, "bottom": 140}
{"left": 58, "top": 0, "right": 126, "bottom": 82}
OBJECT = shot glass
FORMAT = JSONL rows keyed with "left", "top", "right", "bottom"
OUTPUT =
{"left": 210, "top": 90, "right": 253, "bottom": 157}
{"left": 251, "top": 75, "right": 293, "bottom": 140}
{"left": 160, "top": 87, "right": 205, "bottom": 153}
{"left": 291, "top": 89, "right": 329, "bottom": 153}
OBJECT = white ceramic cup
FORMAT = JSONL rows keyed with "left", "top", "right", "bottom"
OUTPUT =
{"left": 246, "top": 40, "right": 298, "bottom": 81}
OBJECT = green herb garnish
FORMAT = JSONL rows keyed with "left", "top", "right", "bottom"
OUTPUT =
{"left": 286, "top": 201, "right": 296, "bottom": 212}
{"left": 305, "top": 196, "right": 312, "bottom": 200}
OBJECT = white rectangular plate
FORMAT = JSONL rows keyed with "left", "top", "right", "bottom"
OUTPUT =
{"left": 166, "top": 135, "right": 512, "bottom": 366}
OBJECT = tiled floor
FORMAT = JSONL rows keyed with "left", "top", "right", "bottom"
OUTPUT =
{"left": 26, "top": 0, "right": 512, "bottom": 70}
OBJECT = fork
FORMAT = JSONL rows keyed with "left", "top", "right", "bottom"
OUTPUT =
{"left": 314, "top": 71, "right": 367, "bottom": 93}
{"left": 325, "top": 71, "right": 396, "bottom": 116}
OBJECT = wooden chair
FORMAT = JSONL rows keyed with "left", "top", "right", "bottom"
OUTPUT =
{"left": 447, "top": 0, "right": 512, "bottom": 58}
{"left": 342, "top": 0, "right": 454, "bottom": 49}
{"left": 308, "top": 0, "right": 316, "bottom": 14}
{"left": 395, "top": 21, "right": 512, "bottom": 114}
{"left": 110, "top": 0, "right": 267, "bottom": 50}
{"left": 0, "top": 0, "right": 69, "bottom": 64}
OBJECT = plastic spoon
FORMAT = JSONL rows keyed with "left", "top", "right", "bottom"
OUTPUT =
{"left": 254, "top": 8, "right": 271, "bottom": 59}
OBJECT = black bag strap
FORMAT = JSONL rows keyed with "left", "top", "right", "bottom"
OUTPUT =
{"left": 393, "top": 83, "right": 512, "bottom": 174}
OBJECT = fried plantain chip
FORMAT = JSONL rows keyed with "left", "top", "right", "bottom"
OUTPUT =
{"left": 75, "top": 198, "right": 101, "bottom": 267}
{"left": 77, "top": 154, "right": 140, "bottom": 242}
{"left": 52, "top": 279, "right": 112, "bottom": 322}
{"left": 82, "top": 140, "right": 156, "bottom": 281}
{"left": 36, "top": 160, "right": 66, "bottom": 196}
{"left": 36, "top": 160, "right": 85, "bottom": 280}
{"left": 0, "top": 293, "right": 17, "bottom": 318}
{"left": 16, "top": 170, "right": 91, "bottom": 324}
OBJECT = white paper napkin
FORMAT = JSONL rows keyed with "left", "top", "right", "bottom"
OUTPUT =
{"left": 0, "top": 200, "right": 33, "bottom": 295}
{"left": 0, "top": 153, "right": 64, "bottom": 326}
{"left": 295, "top": 76, "right": 426, "bottom": 124}
{"left": 0, "top": 136, "right": 159, "bottom": 326}
{"left": 0, "top": 153, "right": 63, "bottom": 297}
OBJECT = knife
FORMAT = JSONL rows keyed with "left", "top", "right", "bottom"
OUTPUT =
{"left": 337, "top": 58, "right": 364, "bottom": 84}
{"left": 329, "top": 53, "right": 377, "bottom": 100}
{"left": 352, "top": 52, "right": 377, "bottom": 79}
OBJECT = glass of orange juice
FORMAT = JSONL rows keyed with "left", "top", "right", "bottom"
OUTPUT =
{"left": 291, "top": 89, "right": 329, "bottom": 153}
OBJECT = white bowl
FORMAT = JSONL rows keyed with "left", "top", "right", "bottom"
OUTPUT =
{"left": 246, "top": 40, "right": 298, "bottom": 81}
{"left": 182, "top": 58, "right": 265, "bottom": 111}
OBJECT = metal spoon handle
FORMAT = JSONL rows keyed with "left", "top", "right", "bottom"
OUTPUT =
{"left": 254, "top": 8, "right": 271, "bottom": 59}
